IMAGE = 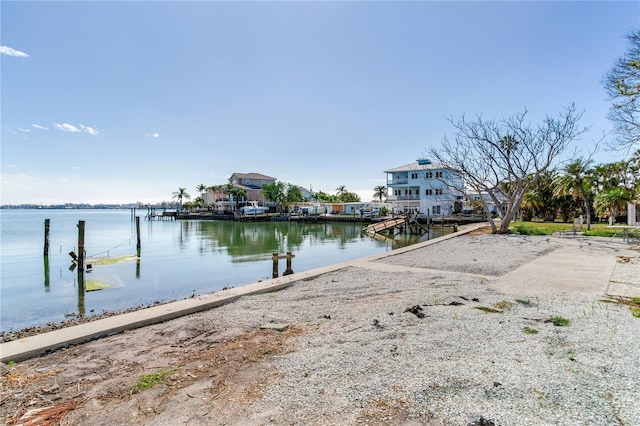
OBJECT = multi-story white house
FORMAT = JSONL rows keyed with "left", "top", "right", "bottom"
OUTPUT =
{"left": 385, "top": 159, "right": 464, "bottom": 216}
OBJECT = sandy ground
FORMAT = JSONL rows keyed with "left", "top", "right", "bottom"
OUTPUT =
{"left": 1, "top": 231, "right": 639, "bottom": 426}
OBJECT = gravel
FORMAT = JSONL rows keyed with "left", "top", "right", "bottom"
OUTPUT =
{"left": 188, "top": 233, "right": 640, "bottom": 425}
{"left": 4, "top": 233, "right": 638, "bottom": 426}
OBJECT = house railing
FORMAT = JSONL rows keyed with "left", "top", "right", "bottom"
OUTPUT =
{"left": 388, "top": 195, "right": 420, "bottom": 201}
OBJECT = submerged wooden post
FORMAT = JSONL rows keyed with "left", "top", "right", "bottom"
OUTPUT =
{"left": 43, "top": 218, "right": 50, "bottom": 257}
{"left": 77, "top": 267, "right": 85, "bottom": 316}
{"left": 272, "top": 252, "right": 279, "bottom": 278}
{"left": 43, "top": 256, "right": 50, "bottom": 288}
{"left": 272, "top": 252, "right": 295, "bottom": 278}
{"left": 284, "top": 251, "right": 294, "bottom": 276}
{"left": 135, "top": 216, "right": 141, "bottom": 257}
{"left": 77, "top": 220, "right": 85, "bottom": 271}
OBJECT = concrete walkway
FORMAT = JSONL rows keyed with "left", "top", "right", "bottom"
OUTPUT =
{"left": 1, "top": 225, "right": 638, "bottom": 363}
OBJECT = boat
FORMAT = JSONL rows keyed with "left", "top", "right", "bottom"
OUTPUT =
{"left": 302, "top": 204, "right": 327, "bottom": 216}
{"left": 239, "top": 201, "right": 268, "bottom": 218}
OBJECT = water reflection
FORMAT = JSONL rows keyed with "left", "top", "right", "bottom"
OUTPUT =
{"left": 188, "top": 220, "right": 449, "bottom": 259}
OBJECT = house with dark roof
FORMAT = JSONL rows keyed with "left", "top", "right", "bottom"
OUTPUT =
{"left": 228, "top": 172, "right": 277, "bottom": 203}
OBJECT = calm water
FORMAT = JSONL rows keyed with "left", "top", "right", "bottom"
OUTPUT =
{"left": 0, "top": 209, "right": 446, "bottom": 332}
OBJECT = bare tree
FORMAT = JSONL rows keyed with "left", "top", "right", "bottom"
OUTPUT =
{"left": 428, "top": 104, "right": 587, "bottom": 234}
{"left": 603, "top": 28, "right": 640, "bottom": 152}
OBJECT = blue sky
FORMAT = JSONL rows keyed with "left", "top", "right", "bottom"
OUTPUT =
{"left": 1, "top": 1, "right": 638, "bottom": 205}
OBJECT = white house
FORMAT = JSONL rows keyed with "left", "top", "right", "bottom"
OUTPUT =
{"left": 385, "top": 159, "right": 464, "bottom": 216}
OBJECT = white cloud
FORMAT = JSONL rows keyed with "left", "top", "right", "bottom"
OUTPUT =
{"left": 80, "top": 124, "right": 99, "bottom": 135}
{"left": 19, "top": 128, "right": 31, "bottom": 133}
{"left": 54, "top": 123, "right": 80, "bottom": 133}
{"left": 0, "top": 45, "right": 29, "bottom": 58}
{"left": 51, "top": 123, "right": 100, "bottom": 135}
{"left": 32, "top": 124, "right": 49, "bottom": 130}
{"left": 145, "top": 132, "right": 160, "bottom": 138}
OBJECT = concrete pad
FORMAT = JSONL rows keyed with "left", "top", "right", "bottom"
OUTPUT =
{"left": 489, "top": 236, "right": 640, "bottom": 298}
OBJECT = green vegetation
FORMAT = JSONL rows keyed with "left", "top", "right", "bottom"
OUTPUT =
{"left": 523, "top": 327, "right": 539, "bottom": 335}
{"left": 548, "top": 316, "right": 571, "bottom": 327}
{"left": 604, "top": 296, "right": 640, "bottom": 318}
{"left": 509, "top": 221, "right": 626, "bottom": 238}
{"left": 130, "top": 368, "right": 177, "bottom": 394}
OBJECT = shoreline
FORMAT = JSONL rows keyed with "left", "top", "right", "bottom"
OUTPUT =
{"left": 2, "top": 228, "right": 639, "bottom": 425}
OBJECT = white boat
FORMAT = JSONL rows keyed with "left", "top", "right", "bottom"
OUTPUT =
{"left": 303, "top": 204, "right": 327, "bottom": 216}
{"left": 240, "top": 201, "right": 268, "bottom": 216}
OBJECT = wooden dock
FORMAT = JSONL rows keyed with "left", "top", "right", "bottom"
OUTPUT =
{"left": 364, "top": 214, "right": 411, "bottom": 235}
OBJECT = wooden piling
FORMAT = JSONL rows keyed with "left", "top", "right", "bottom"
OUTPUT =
{"left": 284, "top": 251, "right": 294, "bottom": 276}
{"left": 77, "top": 220, "right": 85, "bottom": 271}
{"left": 135, "top": 216, "right": 141, "bottom": 257}
{"left": 272, "top": 252, "right": 295, "bottom": 278}
{"left": 43, "top": 219, "right": 50, "bottom": 257}
{"left": 77, "top": 267, "right": 85, "bottom": 316}
{"left": 43, "top": 256, "right": 50, "bottom": 288}
{"left": 272, "top": 252, "right": 279, "bottom": 278}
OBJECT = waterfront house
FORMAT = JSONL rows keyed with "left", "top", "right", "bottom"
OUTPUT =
{"left": 228, "top": 172, "right": 277, "bottom": 203}
{"left": 385, "top": 159, "right": 464, "bottom": 216}
{"left": 202, "top": 172, "right": 277, "bottom": 212}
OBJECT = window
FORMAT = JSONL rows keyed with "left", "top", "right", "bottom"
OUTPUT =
{"left": 436, "top": 188, "right": 443, "bottom": 195}
{"left": 426, "top": 172, "right": 433, "bottom": 179}
{"left": 433, "top": 205, "right": 441, "bottom": 215}
{"left": 425, "top": 189, "right": 433, "bottom": 195}
{"left": 411, "top": 172, "right": 418, "bottom": 179}
{"left": 436, "top": 171, "right": 443, "bottom": 178}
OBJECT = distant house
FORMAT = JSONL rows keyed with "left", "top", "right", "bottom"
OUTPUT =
{"left": 228, "top": 172, "right": 277, "bottom": 203}
{"left": 298, "top": 186, "right": 313, "bottom": 201}
{"left": 202, "top": 172, "right": 277, "bottom": 211}
{"left": 385, "top": 159, "right": 464, "bottom": 216}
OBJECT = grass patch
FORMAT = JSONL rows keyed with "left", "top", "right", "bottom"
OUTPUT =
{"left": 548, "top": 316, "right": 570, "bottom": 327}
{"left": 510, "top": 223, "right": 551, "bottom": 235}
{"left": 523, "top": 327, "right": 539, "bottom": 334}
{"left": 130, "top": 368, "right": 176, "bottom": 394}
{"left": 508, "top": 221, "right": 622, "bottom": 237}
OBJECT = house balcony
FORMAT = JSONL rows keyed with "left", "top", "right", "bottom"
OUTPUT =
{"left": 388, "top": 179, "right": 408, "bottom": 186}
{"left": 388, "top": 195, "right": 421, "bottom": 201}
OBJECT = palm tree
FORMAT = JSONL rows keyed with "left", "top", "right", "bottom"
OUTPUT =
{"left": 553, "top": 158, "right": 594, "bottom": 229}
{"left": 335, "top": 185, "right": 346, "bottom": 197}
{"left": 196, "top": 183, "right": 207, "bottom": 194}
{"left": 519, "top": 191, "right": 543, "bottom": 221}
{"left": 228, "top": 187, "right": 247, "bottom": 212}
{"left": 593, "top": 188, "right": 632, "bottom": 224}
{"left": 172, "top": 188, "right": 191, "bottom": 210}
{"left": 373, "top": 185, "right": 387, "bottom": 203}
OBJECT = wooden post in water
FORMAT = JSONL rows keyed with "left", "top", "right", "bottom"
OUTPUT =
{"left": 272, "top": 252, "right": 279, "bottom": 278}
{"left": 284, "top": 252, "right": 294, "bottom": 276}
{"left": 77, "top": 267, "right": 85, "bottom": 316}
{"left": 43, "top": 256, "right": 50, "bottom": 288}
{"left": 77, "top": 220, "right": 85, "bottom": 271}
{"left": 43, "top": 218, "right": 50, "bottom": 257}
{"left": 135, "top": 216, "right": 141, "bottom": 257}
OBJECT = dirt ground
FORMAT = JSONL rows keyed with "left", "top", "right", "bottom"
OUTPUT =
{"left": 1, "top": 318, "right": 306, "bottom": 425}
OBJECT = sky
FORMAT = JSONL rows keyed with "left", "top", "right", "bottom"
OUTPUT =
{"left": 1, "top": 1, "right": 638, "bottom": 205}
